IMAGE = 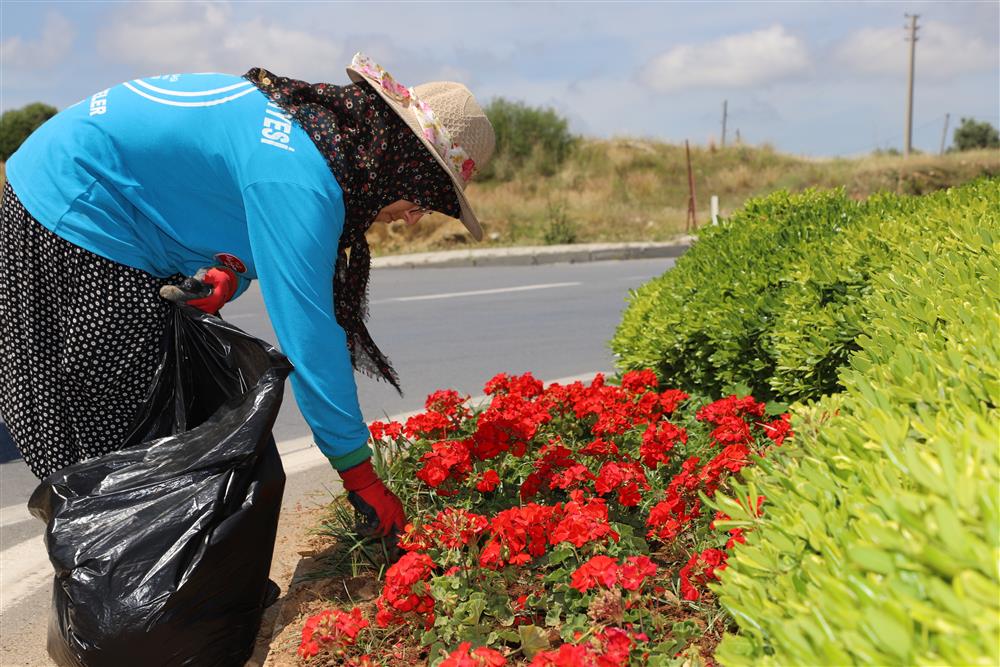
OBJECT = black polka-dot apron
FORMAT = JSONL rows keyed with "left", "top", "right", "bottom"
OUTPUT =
{"left": 0, "top": 182, "right": 179, "bottom": 479}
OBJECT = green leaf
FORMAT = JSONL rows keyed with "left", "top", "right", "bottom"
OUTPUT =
{"left": 545, "top": 602, "right": 563, "bottom": 627}
{"left": 863, "top": 608, "right": 912, "bottom": 659}
{"left": 849, "top": 547, "right": 894, "bottom": 575}
{"left": 518, "top": 625, "right": 551, "bottom": 659}
{"left": 765, "top": 400, "right": 790, "bottom": 415}
{"left": 497, "top": 630, "right": 520, "bottom": 643}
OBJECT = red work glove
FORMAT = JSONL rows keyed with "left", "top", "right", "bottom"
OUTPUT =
{"left": 159, "top": 267, "right": 238, "bottom": 314}
{"left": 338, "top": 459, "right": 406, "bottom": 540}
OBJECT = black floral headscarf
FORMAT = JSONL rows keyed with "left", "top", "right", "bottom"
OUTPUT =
{"left": 245, "top": 67, "right": 460, "bottom": 394}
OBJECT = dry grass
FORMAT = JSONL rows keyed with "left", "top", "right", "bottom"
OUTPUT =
{"left": 369, "top": 141, "right": 1000, "bottom": 255}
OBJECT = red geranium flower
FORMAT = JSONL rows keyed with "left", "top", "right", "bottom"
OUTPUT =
{"left": 476, "top": 469, "right": 501, "bottom": 492}
{"left": 440, "top": 642, "right": 507, "bottom": 667}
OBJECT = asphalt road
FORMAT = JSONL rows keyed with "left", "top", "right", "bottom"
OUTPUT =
{"left": 0, "top": 257, "right": 672, "bottom": 666}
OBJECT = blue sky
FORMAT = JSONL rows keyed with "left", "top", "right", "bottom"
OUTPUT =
{"left": 2, "top": 1, "right": 997, "bottom": 156}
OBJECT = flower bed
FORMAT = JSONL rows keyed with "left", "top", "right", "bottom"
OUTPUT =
{"left": 295, "top": 370, "right": 791, "bottom": 666}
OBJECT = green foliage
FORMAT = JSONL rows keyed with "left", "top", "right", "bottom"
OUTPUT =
{"left": 712, "top": 179, "right": 1000, "bottom": 665}
{"left": 613, "top": 181, "right": 1000, "bottom": 405}
{"left": 953, "top": 117, "right": 1000, "bottom": 151}
{"left": 0, "top": 102, "right": 57, "bottom": 161}
{"left": 612, "top": 188, "right": 861, "bottom": 402}
{"left": 480, "top": 97, "right": 576, "bottom": 181}
{"left": 541, "top": 199, "right": 578, "bottom": 245}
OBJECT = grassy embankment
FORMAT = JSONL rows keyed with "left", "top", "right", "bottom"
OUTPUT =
{"left": 3, "top": 143, "right": 997, "bottom": 257}
{"left": 367, "top": 141, "right": 1000, "bottom": 254}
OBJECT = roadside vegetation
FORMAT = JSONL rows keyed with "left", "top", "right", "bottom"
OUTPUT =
{"left": 369, "top": 141, "right": 999, "bottom": 253}
{"left": 266, "top": 179, "right": 997, "bottom": 665}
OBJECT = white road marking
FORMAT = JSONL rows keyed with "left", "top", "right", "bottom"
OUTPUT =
{"left": 0, "top": 502, "right": 32, "bottom": 526}
{"left": 0, "top": 370, "right": 607, "bottom": 613}
{"left": 375, "top": 282, "right": 581, "bottom": 304}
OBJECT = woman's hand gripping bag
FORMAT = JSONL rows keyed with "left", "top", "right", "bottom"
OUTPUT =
{"left": 28, "top": 307, "right": 293, "bottom": 667}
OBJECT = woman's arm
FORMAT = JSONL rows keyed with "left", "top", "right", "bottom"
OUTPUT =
{"left": 242, "top": 180, "right": 371, "bottom": 470}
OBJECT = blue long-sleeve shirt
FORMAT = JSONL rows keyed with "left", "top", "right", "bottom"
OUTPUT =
{"left": 6, "top": 72, "right": 371, "bottom": 470}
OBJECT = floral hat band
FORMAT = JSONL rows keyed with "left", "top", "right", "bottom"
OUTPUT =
{"left": 350, "top": 53, "right": 476, "bottom": 184}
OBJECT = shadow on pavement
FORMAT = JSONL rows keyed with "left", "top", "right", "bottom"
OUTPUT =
{"left": 0, "top": 417, "right": 20, "bottom": 463}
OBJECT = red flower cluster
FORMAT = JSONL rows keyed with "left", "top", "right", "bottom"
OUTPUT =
{"left": 401, "top": 508, "right": 489, "bottom": 553}
{"left": 570, "top": 555, "right": 657, "bottom": 593}
{"left": 478, "top": 492, "right": 619, "bottom": 569}
{"left": 476, "top": 469, "right": 501, "bottom": 492}
{"left": 404, "top": 389, "right": 473, "bottom": 440}
{"left": 328, "top": 371, "right": 797, "bottom": 664}
{"left": 762, "top": 412, "right": 793, "bottom": 445}
{"left": 695, "top": 395, "right": 766, "bottom": 423}
{"left": 646, "top": 394, "right": 790, "bottom": 542}
{"left": 679, "top": 548, "right": 727, "bottom": 601}
{"left": 368, "top": 419, "right": 402, "bottom": 442}
{"left": 529, "top": 627, "right": 636, "bottom": 666}
{"left": 558, "top": 373, "right": 686, "bottom": 438}
{"left": 416, "top": 439, "right": 473, "bottom": 492}
{"left": 645, "top": 456, "right": 702, "bottom": 541}
{"left": 549, "top": 491, "right": 619, "bottom": 548}
{"left": 593, "top": 460, "right": 649, "bottom": 506}
{"left": 439, "top": 642, "right": 507, "bottom": 667}
{"left": 375, "top": 552, "right": 436, "bottom": 628}
{"left": 639, "top": 420, "right": 688, "bottom": 469}
{"left": 297, "top": 607, "right": 369, "bottom": 659}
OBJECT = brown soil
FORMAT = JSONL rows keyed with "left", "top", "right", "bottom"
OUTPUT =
{"left": 247, "top": 502, "right": 411, "bottom": 667}
{"left": 244, "top": 503, "right": 362, "bottom": 666}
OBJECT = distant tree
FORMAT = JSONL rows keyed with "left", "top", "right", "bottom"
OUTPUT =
{"left": 952, "top": 117, "right": 999, "bottom": 151}
{"left": 0, "top": 103, "right": 58, "bottom": 161}
{"left": 480, "top": 98, "right": 576, "bottom": 180}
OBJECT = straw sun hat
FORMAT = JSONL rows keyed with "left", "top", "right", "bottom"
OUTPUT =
{"left": 346, "top": 53, "right": 495, "bottom": 241}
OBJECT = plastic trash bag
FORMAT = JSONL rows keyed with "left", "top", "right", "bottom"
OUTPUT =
{"left": 28, "top": 307, "right": 293, "bottom": 667}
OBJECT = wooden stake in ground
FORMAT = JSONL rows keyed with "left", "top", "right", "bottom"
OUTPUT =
{"left": 686, "top": 140, "right": 698, "bottom": 232}
{"left": 721, "top": 100, "right": 728, "bottom": 148}
{"left": 939, "top": 113, "right": 950, "bottom": 155}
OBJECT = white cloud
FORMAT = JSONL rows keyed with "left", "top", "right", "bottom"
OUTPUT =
{"left": 96, "top": 2, "right": 341, "bottom": 80}
{"left": 641, "top": 25, "right": 811, "bottom": 92}
{"left": 1, "top": 12, "right": 75, "bottom": 74}
{"left": 834, "top": 21, "right": 997, "bottom": 79}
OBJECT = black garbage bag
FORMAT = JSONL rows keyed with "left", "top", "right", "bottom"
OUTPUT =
{"left": 28, "top": 307, "right": 293, "bottom": 667}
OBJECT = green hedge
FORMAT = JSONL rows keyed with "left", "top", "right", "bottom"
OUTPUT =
{"left": 613, "top": 188, "right": 864, "bottom": 402}
{"left": 613, "top": 183, "right": 993, "bottom": 405}
{"left": 708, "top": 180, "right": 999, "bottom": 664}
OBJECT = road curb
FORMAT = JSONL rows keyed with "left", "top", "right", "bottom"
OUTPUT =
{"left": 372, "top": 238, "right": 695, "bottom": 269}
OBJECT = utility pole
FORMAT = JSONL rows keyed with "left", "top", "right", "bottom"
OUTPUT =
{"left": 721, "top": 100, "right": 728, "bottom": 148}
{"left": 939, "top": 113, "right": 950, "bottom": 155}
{"left": 904, "top": 13, "right": 919, "bottom": 157}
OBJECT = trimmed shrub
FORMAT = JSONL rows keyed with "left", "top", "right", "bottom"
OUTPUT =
{"left": 712, "top": 179, "right": 999, "bottom": 665}
{"left": 612, "top": 188, "right": 862, "bottom": 402}
{"left": 613, "top": 182, "right": 998, "bottom": 405}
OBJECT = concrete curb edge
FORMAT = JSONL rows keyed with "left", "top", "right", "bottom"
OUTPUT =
{"left": 372, "top": 237, "right": 695, "bottom": 270}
